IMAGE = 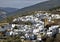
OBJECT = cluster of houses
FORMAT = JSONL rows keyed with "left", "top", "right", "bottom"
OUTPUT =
{"left": 0, "top": 12, "right": 60, "bottom": 41}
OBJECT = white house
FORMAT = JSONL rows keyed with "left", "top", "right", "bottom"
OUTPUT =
{"left": 13, "top": 18, "right": 17, "bottom": 22}
{"left": 47, "top": 25, "right": 59, "bottom": 37}
{"left": 33, "top": 28, "right": 39, "bottom": 35}
{"left": 58, "top": 28, "right": 60, "bottom": 33}
{"left": 6, "top": 31, "right": 13, "bottom": 36}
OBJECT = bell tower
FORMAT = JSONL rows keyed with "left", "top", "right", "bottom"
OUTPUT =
{"left": 44, "top": 18, "right": 49, "bottom": 26}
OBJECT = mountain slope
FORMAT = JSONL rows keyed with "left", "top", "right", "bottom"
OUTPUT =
{"left": 8, "top": 0, "right": 60, "bottom": 17}
{"left": 19, "top": 0, "right": 60, "bottom": 11}
{"left": 0, "top": 7, "right": 18, "bottom": 21}
{"left": 0, "top": 7, "right": 18, "bottom": 13}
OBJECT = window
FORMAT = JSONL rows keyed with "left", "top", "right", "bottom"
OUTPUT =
{"left": 40, "top": 30, "right": 43, "bottom": 32}
{"left": 50, "top": 30, "right": 52, "bottom": 32}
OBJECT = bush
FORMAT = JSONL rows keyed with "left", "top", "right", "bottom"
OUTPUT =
{"left": 0, "top": 36, "right": 22, "bottom": 42}
{"left": 46, "top": 37, "right": 54, "bottom": 42}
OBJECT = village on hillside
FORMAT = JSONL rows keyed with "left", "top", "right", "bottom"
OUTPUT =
{"left": 0, "top": 11, "right": 60, "bottom": 42}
